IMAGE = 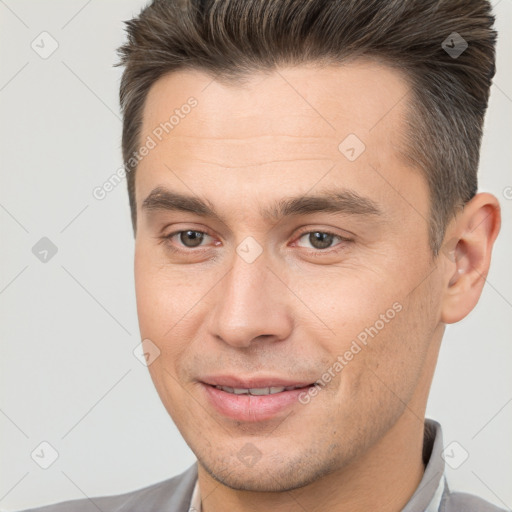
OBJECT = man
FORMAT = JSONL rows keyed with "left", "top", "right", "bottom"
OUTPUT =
{"left": 20, "top": 0, "right": 504, "bottom": 510}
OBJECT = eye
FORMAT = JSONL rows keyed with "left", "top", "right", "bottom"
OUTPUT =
{"left": 295, "top": 230, "right": 348, "bottom": 251}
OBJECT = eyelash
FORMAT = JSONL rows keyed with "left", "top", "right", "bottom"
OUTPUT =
{"left": 159, "top": 228, "right": 352, "bottom": 256}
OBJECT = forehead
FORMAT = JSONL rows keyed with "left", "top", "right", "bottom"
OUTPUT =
{"left": 135, "top": 61, "right": 426, "bottom": 226}
{"left": 141, "top": 60, "right": 410, "bottom": 143}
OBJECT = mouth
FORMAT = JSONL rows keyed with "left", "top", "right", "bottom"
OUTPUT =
{"left": 199, "top": 377, "right": 316, "bottom": 422}
{"left": 211, "top": 384, "right": 308, "bottom": 396}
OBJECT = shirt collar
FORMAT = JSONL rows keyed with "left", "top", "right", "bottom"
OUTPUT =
{"left": 188, "top": 476, "right": 201, "bottom": 512}
{"left": 188, "top": 418, "right": 446, "bottom": 512}
{"left": 401, "top": 418, "right": 446, "bottom": 512}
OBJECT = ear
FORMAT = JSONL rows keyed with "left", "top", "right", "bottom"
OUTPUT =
{"left": 440, "top": 193, "right": 501, "bottom": 324}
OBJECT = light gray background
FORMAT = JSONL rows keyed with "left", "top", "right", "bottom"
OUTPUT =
{"left": 0, "top": 0, "right": 511, "bottom": 510}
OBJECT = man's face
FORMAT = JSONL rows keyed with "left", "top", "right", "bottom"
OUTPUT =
{"left": 134, "top": 62, "right": 445, "bottom": 491}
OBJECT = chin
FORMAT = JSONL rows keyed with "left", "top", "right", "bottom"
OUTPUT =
{"left": 198, "top": 446, "right": 342, "bottom": 493}
{"left": 207, "top": 466, "right": 313, "bottom": 492}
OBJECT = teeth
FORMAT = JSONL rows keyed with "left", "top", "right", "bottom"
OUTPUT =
{"left": 247, "top": 387, "right": 270, "bottom": 395}
{"left": 215, "top": 385, "right": 301, "bottom": 395}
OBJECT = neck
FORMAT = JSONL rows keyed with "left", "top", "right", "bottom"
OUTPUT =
{"left": 198, "top": 412, "right": 426, "bottom": 512}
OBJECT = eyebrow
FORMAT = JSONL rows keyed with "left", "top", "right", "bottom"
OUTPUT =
{"left": 141, "top": 186, "right": 382, "bottom": 223}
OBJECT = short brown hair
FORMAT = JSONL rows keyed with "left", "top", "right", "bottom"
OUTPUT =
{"left": 116, "top": 0, "right": 497, "bottom": 254}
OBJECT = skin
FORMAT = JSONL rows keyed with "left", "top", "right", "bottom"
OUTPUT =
{"left": 133, "top": 61, "right": 500, "bottom": 511}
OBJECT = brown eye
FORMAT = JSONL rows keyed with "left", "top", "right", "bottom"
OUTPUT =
{"left": 178, "top": 230, "right": 205, "bottom": 248}
{"left": 309, "top": 232, "right": 335, "bottom": 249}
{"left": 297, "top": 231, "right": 339, "bottom": 250}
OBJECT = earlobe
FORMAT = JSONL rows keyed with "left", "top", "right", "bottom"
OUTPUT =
{"left": 440, "top": 193, "right": 501, "bottom": 324}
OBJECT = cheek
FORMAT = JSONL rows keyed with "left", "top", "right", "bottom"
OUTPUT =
{"left": 297, "top": 270, "right": 398, "bottom": 349}
{"left": 134, "top": 244, "right": 214, "bottom": 373}
{"left": 134, "top": 247, "right": 185, "bottom": 356}
{"left": 134, "top": 250, "right": 163, "bottom": 336}
{"left": 351, "top": 290, "right": 434, "bottom": 407}
{"left": 135, "top": 241, "right": 186, "bottom": 322}
{"left": 301, "top": 269, "right": 429, "bottom": 398}
{"left": 134, "top": 250, "right": 194, "bottom": 416}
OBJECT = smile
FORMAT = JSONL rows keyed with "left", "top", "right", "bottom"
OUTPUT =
{"left": 214, "top": 385, "right": 305, "bottom": 395}
{"left": 202, "top": 381, "right": 315, "bottom": 422}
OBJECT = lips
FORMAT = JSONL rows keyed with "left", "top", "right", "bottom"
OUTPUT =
{"left": 199, "top": 375, "right": 315, "bottom": 421}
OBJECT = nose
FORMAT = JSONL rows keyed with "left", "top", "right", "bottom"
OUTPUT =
{"left": 207, "top": 246, "right": 293, "bottom": 349}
